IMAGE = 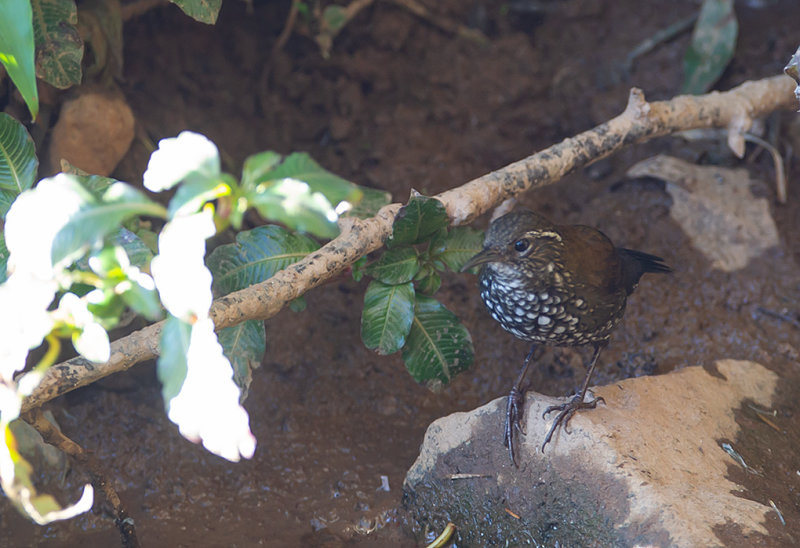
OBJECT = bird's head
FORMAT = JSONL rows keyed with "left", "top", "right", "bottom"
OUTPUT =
{"left": 461, "top": 210, "right": 565, "bottom": 279}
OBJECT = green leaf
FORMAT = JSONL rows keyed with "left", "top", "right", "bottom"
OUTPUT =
{"left": 341, "top": 186, "right": 392, "bottom": 219}
{"left": 389, "top": 195, "right": 448, "bottom": 247}
{"left": 119, "top": 278, "right": 161, "bottom": 321}
{"left": 682, "top": 0, "right": 737, "bottom": 95}
{"left": 252, "top": 152, "right": 363, "bottom": 209}
{"left": 402, "top": 295, "right": 473, "bottom": 386}
{"left": 430, "top": 226, "right": 485, "bottom": 272}
{"left": 248, "top": 178, "right": 339, "bottom": 239}
{"left": 111, "top": 227, "right": 153, "bottom": 270}
{"left": 0, "top": 113, "right": 38, "bottom": 194}
{"left": 52, "top": 180, "right": 167, "bottom": 267}
{"left": 0, "top": 233, "right": 8, "bottom": 284}
{"left": 0, "top": 189, "right": 16, "bottom": 219}
{"left": 169, "top": 0, "right": 221, "bottom": 24}
{"left": 0, "top": 1, "right": 39, "bottom": 118}
{"left": 218, "top": 319, "right": 265, "bottom": 403}
{"left": 415, "top": 271, "right": 441, "bottom": 295}
{"left": 168, "top": 176, "right": 231, "bottom": 218}
{"left": 288, "top": 296, "right": 306, "bottom": 312}
{"left": 31, "top": 0, "right": 83, "bottom": 89}
{"left": 361, "top": 280, "right": 415, "bottom": 355}
{"left": 364, "top": 247, "right": 419, "bottom": 284}
{"left": 207, "top": 225, "right": 319, "bottom": 297}
{"left": 157, "top": 315, "right": 191, "bottom": 406}
{"left": 241, "top": 150, "right": 282, "bottom": 191}
{"left": 143, "top": 131, "right": 220, "bottom": 192}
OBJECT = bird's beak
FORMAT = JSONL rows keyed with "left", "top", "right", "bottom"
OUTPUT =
{"left": 461, "top": 248, "right": 502, "bottom": 272}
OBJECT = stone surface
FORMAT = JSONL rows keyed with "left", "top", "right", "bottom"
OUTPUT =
{"left": 404, "top": 360, "right": 778, "bottom": 547}
{"left": 47, "top": 85, "right": 135, "bottom": 177}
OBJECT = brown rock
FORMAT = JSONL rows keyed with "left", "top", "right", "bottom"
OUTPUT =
{"left": 404, "top": 360, "right": 778, "bottom": 547}
{"left": 48, "top": 85, "right": 135, "bottom": 176}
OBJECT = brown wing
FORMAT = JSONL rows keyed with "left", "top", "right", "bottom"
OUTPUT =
{"left": 558, "top": 225, "right": 624, "bottom": 295}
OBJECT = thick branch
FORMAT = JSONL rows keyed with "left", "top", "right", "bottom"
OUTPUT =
{"left": 22, "top": 75, "right": 796, "bottom": 413}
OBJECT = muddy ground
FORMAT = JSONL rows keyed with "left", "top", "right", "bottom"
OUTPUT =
{"left": 2, "top": 0, "right": 800, "bottom": 546}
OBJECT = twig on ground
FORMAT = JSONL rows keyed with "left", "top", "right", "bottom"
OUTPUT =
{"left": 21, "top": 74, "right": 797, "bottom": 413}
{"left": 23, "top": 409, "right": 140, "bottom": 548}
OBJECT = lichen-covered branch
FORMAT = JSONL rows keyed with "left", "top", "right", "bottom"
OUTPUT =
{"left": 21, "top": 74, "right": 796, "bottom": 413}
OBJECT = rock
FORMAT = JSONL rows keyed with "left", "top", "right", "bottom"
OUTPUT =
{"left": 404, "top": 360, "right": 778, "bottom": 547}
{"left": 626, "top": 155, "right": 780, "bottom": 272}
{"left": 48, "top": 85, "right": 135, "bottom": 176}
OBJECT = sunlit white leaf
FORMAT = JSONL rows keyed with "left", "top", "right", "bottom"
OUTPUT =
{"left": 0, "top": 274, "right": 56, "bottom": 380}
{"left": 165, "top": 317, "right": 256, "bottom": 462}
{"left": 4, "top": 174, "right": 90, "bottom": 279}
{"left": 143, "top": 131, "right": 220, "bottom": 192}
{"left": 150, "top": 211, "right": 215, "bottom": 321}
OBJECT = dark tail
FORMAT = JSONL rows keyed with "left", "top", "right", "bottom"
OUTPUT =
{"left": 618, "top": 248, "right": 672, "bottom": 295}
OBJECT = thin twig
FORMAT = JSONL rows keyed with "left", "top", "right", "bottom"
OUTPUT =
{"left": 23, "top": 409, "right": 140, "bottom": 548}
{"left": 21, "top": 74, "right": 797, "bottom": 413}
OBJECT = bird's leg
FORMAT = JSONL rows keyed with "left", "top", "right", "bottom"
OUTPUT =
{"left": 504, "top": 344, "right": 537, "bottom": 466}
{"left": 541, "top": 341, "right": 608, "bottom": 451}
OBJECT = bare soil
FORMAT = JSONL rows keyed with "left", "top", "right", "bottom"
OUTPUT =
{"left": 2, "top": 0, "right": 800, "bottom": 546}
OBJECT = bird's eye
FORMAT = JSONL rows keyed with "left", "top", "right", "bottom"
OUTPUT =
{"left": 514, "top": 239, "right": 530, "bottom": 253}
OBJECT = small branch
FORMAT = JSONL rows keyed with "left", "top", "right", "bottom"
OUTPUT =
{"left": 23, "top": 409, "right": 140, "bottom": 548}
{"left": 21, "top": 74, "right": 796, "bottom": 413}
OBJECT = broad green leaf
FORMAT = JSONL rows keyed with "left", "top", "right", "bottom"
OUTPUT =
{"left": 682, "top": 0, "right": 737, "bottom": 95}
{"left": 31, "top": 0, "right": 83, "bottom": 89}
{"left": 0, "top": 234, "right": 7, "bottom": 284}
{"left": 111, "top": 227, "right": 153, "bottom": 270}
{"left": 52, "top": 180, "right": 166, "bottom": 267}
{"left": 218, "top": 319, "right": 265, "bottom": 403}
{"left": 0, "top": 1, "right": 39, "bottom": 118}
{"left": 169, "top": 0, "right": 221, "bottom": 24}
{"left": 157, "top": 314, "right": 191, "bottom": 406}
{"left": 361, "top": 280, "right": 414, "bottom": 355}
{"left": 143, "top": 131, "right": 220, "bottom": 192}
{"left": 159, "top": 316, "right": 256, "bottom": 462}
{"left": 430, "top": 226, "right": 485, "bottom": 272}
{"left": 241, "top": 150, "right": 282, "bottom": 191}
{"left": 248, "top": 178, "right": 339, "bottom": 239}
{"left": 415, "top": 271, "right": 441, "bottom": 295}
{"left": 0, "top": 113, "right": 38, "bottom": 194}
{"left": 167, "top": 176, "right": 231, "bottom": 218}
{"left": 58, "top": 160, "right": 114, "bottom": 197}
{"left": 364, "top": 247, "right": 419, "bottom": 284}
{"left": 119, "top": 278, "right": 161, "bottom": 320}
{"left": 389, "top": 195, "right": 448, "bottom": 247}
{"left": 253, "top": 152, "right": 363, "bottom": 209}
{"left": 341, "top": 186, "right": 392, "bottom": 219}
{"left": 402, "top": 295, "right": 473, "bottom": 386}
{"left": 207, "top": 225, "right": 319, "bottom": 297}
{"left": 0, "top": 189, "right": 16, "bottom": 219}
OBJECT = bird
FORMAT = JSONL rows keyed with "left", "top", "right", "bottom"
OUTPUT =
{"left": 462, "top": 209, "right": 671, "bottom": 464}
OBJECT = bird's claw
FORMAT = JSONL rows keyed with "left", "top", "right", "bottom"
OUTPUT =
{"left": 541, "top": 394, "right": 605, "bottom": 451}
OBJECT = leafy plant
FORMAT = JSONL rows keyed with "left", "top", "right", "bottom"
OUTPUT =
{"left": 359, "top": 195, "right": 483, "bottom": 389}
{"left": 0, "top": 120, "right": 383, "bottom": 524}
{"left": 0, "top": 0, "right": 223, "bottom": 120}
{"left": 682, "top": 0, "right": 738, "bottom": 94}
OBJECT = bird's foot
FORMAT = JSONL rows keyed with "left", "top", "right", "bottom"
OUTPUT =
{"left": 504, "top": 385, "right": 525, "bottom": 466}
{"left": 540, "top": 393, "right": 605, "bottom": 451}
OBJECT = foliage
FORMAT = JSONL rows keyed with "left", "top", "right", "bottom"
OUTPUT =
{"left": 0, "top": 116, "right": 382, "bottom": 525}
{"left": 682, "top": 0, "right": 737, "bottom": 94}
{"left": 0, "top": 0, "right": 222, "bottom": 120}
{"left": 359, "top": 195, "right": 483, "bottom": 389}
